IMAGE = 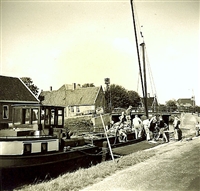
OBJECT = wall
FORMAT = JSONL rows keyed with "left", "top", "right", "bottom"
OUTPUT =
{"left": 66, "top": 105, "right": 95, "bottom": 117}
{"left": 95, "top": 87, "right": 106, "bottom": 112}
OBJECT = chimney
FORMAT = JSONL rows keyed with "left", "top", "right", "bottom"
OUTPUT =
{"left": 72, "top": 83, "right": 76, "bottom": 90}
{"left": 50, "top": 86, "right": 52, "bottom": 91}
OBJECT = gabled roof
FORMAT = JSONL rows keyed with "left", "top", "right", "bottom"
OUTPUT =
{"left": 40, "top": 85, "right": 102, "bottom": 106}
{"left": 0, "top": 75, "right": 39, "bottom": 103}
{"left": 177, "top": 98, "right": 194, "bottom": 106}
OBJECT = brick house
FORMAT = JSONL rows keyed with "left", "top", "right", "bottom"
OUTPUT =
{"left": 39, "top": 83, "right": 106, "bottom": 117}
{"left": 0, "top": 75, "right": 40, "bottom": 128}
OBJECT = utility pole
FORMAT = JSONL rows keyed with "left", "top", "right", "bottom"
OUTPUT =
{"left": 192, "top": 89, "right": 195, "bottom": 113}
{"left": 105, "top": 78, "right": 111, "bottom": 113}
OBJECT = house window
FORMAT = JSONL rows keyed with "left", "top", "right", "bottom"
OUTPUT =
{"left": 70, "top": 106, "right": 74, "bottom": 112}
{"left": 3, "top": 105, "right": 9, "bottom": 119}
{"left": 76, "top": 106, "right": 80, "bottom": 113}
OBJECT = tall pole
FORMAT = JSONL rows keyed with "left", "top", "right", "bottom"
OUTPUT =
{"left": 104, "top": 78, "right": 111, "bottom": 113}
{"left": 100, "top": 114, "right": 115, "bottom": 161}
{"left": 192, "top": 89, "right": 195, "bottom": 113}
{"left": 109, "top": 87, "right": 112, "bottom": 113}
{"left": 130, "top": 0, "right": 145, "bottom": 98}
{"left": 140, "top": 42, "right": 148, "bottom": 118}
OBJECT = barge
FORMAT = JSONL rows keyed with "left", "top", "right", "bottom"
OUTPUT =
{"left": 0, "top": 104, "right": 102, "bottom": 190}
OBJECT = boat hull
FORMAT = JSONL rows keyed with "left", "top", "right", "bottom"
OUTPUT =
{"left": 84, "top": 132, "right": 144, "bottom": 148}
{"left": 0, "top": 146, "right": 102, "bottom": 190}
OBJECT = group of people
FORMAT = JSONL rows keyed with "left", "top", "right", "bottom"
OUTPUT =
{"left": 115, "top": 106, "right": 171, "bottom": 143}
{"left": 133, "top": 114, "right": 169, "bottom": 142}
{"left": 108, "top": 106, "right": 186, "bottom": 143}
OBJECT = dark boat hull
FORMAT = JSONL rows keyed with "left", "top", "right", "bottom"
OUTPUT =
{"left": 0, "top": 146, "right": 102, "bottom": 190}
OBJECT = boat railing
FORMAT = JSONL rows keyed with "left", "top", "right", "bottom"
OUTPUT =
{"left": 0, "top": 135, "right": 57, "bottom": 140}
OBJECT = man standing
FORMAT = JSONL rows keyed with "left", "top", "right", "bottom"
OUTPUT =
{"left": 156, "top": 116, "right": 169, "bottom": 142}
{"left": 125, "top": 105, "right": 133, "bottom": 127}
{"left": 142, "top": 116, "right": 150, "bottom": 141}
{"left": 149, "top": 114, "right": 160, "bottom": 141}
{"left": 173, "top": 115, "right": 181, "bottom": 141}
{"left": 195, "top": 121, "right": 200, "bottom": 137}
{"left": 132, "top": 115, "right": 142, "bottom": 139}
{"left": 125, "top": 106, "right": 133, "bottom": 121}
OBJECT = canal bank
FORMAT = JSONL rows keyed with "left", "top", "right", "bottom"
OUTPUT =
{"left": 82, "top": 136, "right": 200, "bottom": 191}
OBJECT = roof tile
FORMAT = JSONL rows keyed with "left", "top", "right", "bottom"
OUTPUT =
{"left": 40, "top": 86, "right": 101, "bottom": 106}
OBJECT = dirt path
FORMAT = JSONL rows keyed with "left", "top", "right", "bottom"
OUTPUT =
{"left": 82, "top": 114, "right": 200, "bottom": 191}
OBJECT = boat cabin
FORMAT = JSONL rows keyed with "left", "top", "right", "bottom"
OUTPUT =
{"left": 0, "top": 104, "right": 66, "bottom": 155}
{"left": 11, "top": 104, "right": 65, "bottom": 134}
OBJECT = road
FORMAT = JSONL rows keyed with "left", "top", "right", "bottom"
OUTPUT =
{"left": 82, "top": 114, "right": 200, "bottom": 191}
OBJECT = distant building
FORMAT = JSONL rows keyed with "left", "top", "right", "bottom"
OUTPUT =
{"left": 177, "top": 98, "right": 195, "bottom": 107}
{"left": 40, "top": 83, "right": 106, "bottom": 117}
{"left": 0, "top": 75, "right": 40, "bottom": 127}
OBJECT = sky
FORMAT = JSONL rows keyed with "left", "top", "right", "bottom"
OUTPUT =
{"left": 0, "top": 0, "right": 199, "bottom": 105}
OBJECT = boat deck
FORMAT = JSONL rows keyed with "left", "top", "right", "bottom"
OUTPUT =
{"left": 112, "top": 140, "right": 162, "bottom": 156}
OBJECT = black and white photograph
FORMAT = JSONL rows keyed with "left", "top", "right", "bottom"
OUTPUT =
{"left": 0, "top": 0, "right": 199, "bottom": 190}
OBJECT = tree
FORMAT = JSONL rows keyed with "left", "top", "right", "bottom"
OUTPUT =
{"left": 127, "top": 90, "right": 141, "bottom": 107}
{"left": 20, "top": 77, "right": 39, "bottom": 96}
{"left": 82, "top": 83, "right": 95, "bottom": 88}
{"left": 105, "top": 84, "right": 141, "bottom": 112}
{"left": 165, "top": 99, "right": 177, "bottom": 112}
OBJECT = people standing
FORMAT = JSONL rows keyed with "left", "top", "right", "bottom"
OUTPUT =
{"left": 156, "top": 116, "right": 169, "bottom": 143}
{"left": 125, "top": 106, "right": 133, "bottom": 128}
{"left": 149, "top": 114, "right": 160, "bottom": 141}
{"left": 142, "top": 116, "right": 150, "bottom": 141}
{"left": 119, "top": 111, "right": 126, "bottom": 126}
{"left": 173, "top": 115, "right": 182, "bottom": 141}
{"left": 132, "top": 115, "right": 142, "bottom": 139}
{"left": 195, "top": 121, "right": 200, "bottom": 137}
{"left": 125, "top": 106, "right": 133, "bottom": 121}
{"left": 113, "top": 112, "right": 126, "bottom": 144}
{"left": 173, "top": 116, "right": 180, "bottom": 129}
